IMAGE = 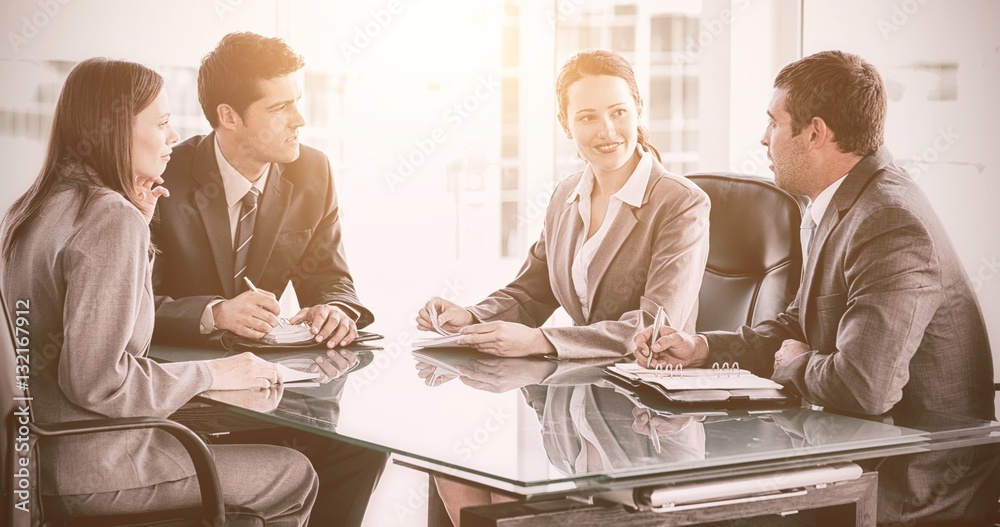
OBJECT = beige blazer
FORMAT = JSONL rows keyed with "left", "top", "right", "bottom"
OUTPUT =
{"left": 2, "top": 179, "right": 213, "bottom": 496}
{"left": 469, "top": 159, "right": 710, "bottom": 358}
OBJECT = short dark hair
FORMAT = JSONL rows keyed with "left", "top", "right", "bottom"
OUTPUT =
{"left": 774, "top": 50, "right": 886, "bottom": 157}
{"left": 198, "top": 32, "right": 304, "bottom": 128}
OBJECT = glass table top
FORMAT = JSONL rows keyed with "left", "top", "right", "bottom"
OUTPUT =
{"left": 151, "top": 334, "right": 1000, "bottom": 497}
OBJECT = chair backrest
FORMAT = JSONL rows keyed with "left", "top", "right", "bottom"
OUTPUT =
{"left": 686, "top": 173, "right": 807, "bottom": 332}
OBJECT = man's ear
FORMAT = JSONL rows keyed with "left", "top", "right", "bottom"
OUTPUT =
{"left": 807, "top": 116, "right": 832, "bottom": 150}
{"left": 216, "top": 104, "right": 242, "bottom": 131}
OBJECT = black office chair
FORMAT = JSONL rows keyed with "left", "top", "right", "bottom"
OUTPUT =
{"left": 686, "top": 172, "right": 807, "bottom": 332}
{"left": 0, "top": 288, "right": 264, "bottom": 526}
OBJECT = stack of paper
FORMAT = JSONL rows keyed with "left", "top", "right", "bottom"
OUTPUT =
{"left": 260, "top": 320, "right": 315, "bottom": 346}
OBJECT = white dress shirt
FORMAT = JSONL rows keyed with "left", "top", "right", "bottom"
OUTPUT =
{"left": 199, "top": 137, "right": 271, "bottom": 334}
{"left": 567, "top": 149, "right": 652, "bottom": 320}
{"left": 808, "top": 172, "right": 849, "bottom": 229}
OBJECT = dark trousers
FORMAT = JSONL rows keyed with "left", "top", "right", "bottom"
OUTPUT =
{"left": 212, "top": 427, "right": 388, "bottom": 527}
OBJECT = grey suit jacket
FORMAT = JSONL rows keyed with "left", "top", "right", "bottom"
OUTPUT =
{"left": 2, "top": 180, "right": 213, "bottom": 496}
{"left": 469, "top": 159, "right": 710, "bottom": 358}
{"left": 703, "top": 147, "right": 998, "bottom": 523}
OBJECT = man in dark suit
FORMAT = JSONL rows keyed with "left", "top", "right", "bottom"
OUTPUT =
{"left": 152, "top": 32, "right": 385, "bottom": 527}
{"left": 634, "top": 51, "right": 998, "bottom": 526}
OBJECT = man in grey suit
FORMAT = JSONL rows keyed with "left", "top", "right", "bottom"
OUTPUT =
{"left": 635, "top": 50, "right": 998, "bottom": 526}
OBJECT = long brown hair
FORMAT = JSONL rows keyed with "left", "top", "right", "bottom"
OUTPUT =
{"left": 1, "top": 58, "right": 163, "bottom": 263}
{"left": 556, "top": 49, "right": 661, "bottom": 162}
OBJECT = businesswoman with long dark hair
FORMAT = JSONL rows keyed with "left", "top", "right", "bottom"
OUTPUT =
{"left": 0, "top": 58, "right": 316, "bottom": 525}
{"left": 417, "top": 49, "right": 711, "bottom": 524}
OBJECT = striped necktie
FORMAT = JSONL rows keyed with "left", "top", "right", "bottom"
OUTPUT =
{"left": 800, "top": 203, "right": 816, "bottom": 264}
{"left": 233, "top": 186, "right": 261, "bottom": 291}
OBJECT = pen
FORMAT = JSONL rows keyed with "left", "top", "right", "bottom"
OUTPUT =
{"left": 243, "top": 276, "right": 260, "bottom": 294}
{"left": 647, "top": 306, "right": 664, "bottom": 368}
{"left": 646, "top": 408, "right": 662, "bottom": 454}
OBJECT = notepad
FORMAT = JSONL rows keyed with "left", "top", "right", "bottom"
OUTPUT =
{"left": 609, "top": 363, "right": 782, "bottom": 391}
{"left": 260, "top": 320, "right": 315, "bottom": 346}
{"left": 605, "top": 362, "right": 794, "bottom": 407}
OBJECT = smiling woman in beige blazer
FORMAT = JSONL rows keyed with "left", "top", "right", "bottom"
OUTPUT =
{"left": 418, "top": 50, "right": 710, "bottom": 361}
{"left": 1, "top": 58, "right": 316, "bottom": 524}
{"left": 418, "top": 50, "right": 710, "bottom": 526}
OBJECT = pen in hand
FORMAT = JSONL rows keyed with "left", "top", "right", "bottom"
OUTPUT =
{"left": 243, "top": 276, "right": 261, "bottom": 294}
{"left": 243, "top": 277, "right": 291, "bottom": 327}
{"left": 647, "top": 306, "right": 665, "bottom": 369}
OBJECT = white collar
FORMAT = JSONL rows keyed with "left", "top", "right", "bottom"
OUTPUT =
{"left": 810, "top": 173, "right": 849, "bottom": 225}
{"left": 214, "top": 135, "right": 270, "bottom": 208}
{"left": 566, "top": 147, "right": 651, "bottom": 208}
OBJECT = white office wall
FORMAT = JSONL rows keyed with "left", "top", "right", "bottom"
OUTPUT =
{"left": 801, "top": 0, "right": 1000, "bottom": 415}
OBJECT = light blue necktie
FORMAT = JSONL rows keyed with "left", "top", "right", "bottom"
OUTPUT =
{"left": 800, "top": 203, "right": 816, "bottom": 264}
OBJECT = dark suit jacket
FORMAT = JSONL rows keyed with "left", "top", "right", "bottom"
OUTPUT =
{"left": 703, "top": 147, "right": 998, "bottom": 524}
{"left": 151, "top": 133, "right": 372, "bottom": 344}
{"left": 468, "top": 158, "right": 710, "bottom": 358}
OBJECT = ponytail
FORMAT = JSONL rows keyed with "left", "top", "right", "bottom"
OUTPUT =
{"left": 637, "top": 125, "right": 661, "bottom": 162}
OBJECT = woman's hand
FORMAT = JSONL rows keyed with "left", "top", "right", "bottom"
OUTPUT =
{"left": 415, "top": 362, "right": 459, "bottom": 387}
{"left": 135, "top": 175, "right": 169, "bottom": 224}
{"left": 206, "top": 352, "right": 281, "bottom": 391}
{"left": 458, "top": 321, "right": 555, "bottom": 357}
{"left": 456, "top": 357, "right": 556, "bottom": 393}
{"left": 204, "top": 385, "right": 284, "bottom": 412}
{"left": 416, "top": 297, "right": 474, "bottom": 334}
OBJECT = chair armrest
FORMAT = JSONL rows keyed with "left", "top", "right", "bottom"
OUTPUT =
{"left": 30, "top": 417, "right": 225, "bottom": 525}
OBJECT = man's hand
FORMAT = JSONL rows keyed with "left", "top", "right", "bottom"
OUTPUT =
{"left": 457, "top": 321, "right": 554, "bottom": 357}
{"left": 289, "top": 304, "right": 357, "bottom": 348}
{"left": 213, "top": 290, "right": 280, "bottom": 339}
{"left": 633, "top": 325, "right": 709, "bottom": 368}
{"left": 773, "top": 339, "right": 810, "bottom": 370}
